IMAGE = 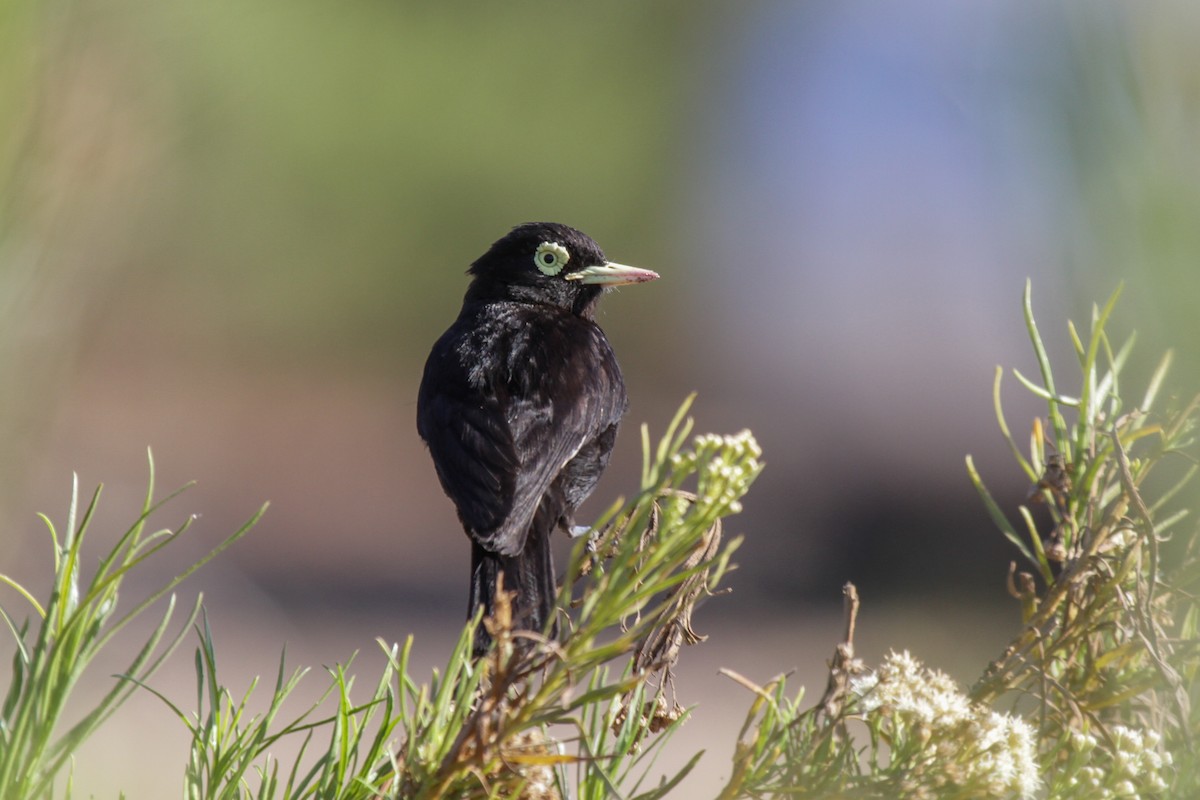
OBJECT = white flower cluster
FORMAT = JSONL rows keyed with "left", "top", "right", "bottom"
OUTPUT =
{"left": 852, "top": 651, "right": 1040, "bottom": 799}
{"left": 672, "top": 430, "right": 763, "bottom": 515}
{"left": 1058, "top": 724, "right": 1171, "bottom": 798}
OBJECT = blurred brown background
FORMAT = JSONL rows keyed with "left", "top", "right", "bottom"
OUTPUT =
{"left": 4, "top": 0, "right": 1200, "bottom": 794}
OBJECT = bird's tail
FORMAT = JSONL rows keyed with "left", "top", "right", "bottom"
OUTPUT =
{"left": 469, "top": 530, "right": 556, "bottom": 657}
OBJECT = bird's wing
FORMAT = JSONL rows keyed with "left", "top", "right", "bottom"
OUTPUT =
{"left": 417, "top": 317, "right": 523, "bottom": 542}
{"left": 418, "top": 384, "right": 521, "bottom": 541}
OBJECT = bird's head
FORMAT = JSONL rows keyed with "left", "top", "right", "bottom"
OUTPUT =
{"left": 465, "top": 222, "right": 659, "bottom": 316}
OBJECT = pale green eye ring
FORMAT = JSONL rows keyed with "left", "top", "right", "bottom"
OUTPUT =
{"left": 534, "top": 241, "right": 570, "bottom": 276}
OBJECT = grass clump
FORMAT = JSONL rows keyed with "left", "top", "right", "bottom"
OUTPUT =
{"left": 0, "top": 454, "right": 266, "bottom": 799}
{"left": 970, "top": 281, "right": 1196, "bottom": 797}
{"left": 712, "top": 281, "right": 1195, "bottom": 799}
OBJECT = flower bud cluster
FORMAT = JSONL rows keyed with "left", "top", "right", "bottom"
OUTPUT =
{"left": 851, "top": 650, "right": 1039, "bottom": 799}
{"left": 670, "top": 430, "right": 763, "bottom": 516}
{"left": 1055, "top": 724, "right": 1170, "bottom": 798}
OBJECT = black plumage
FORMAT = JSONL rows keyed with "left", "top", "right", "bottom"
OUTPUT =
{"left": 417, "top": 222, "right": 659, "bottom": 655}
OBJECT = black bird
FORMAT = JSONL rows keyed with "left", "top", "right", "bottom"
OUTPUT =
{"left": 417, "top": 222, "right": 659, "bottom": 655}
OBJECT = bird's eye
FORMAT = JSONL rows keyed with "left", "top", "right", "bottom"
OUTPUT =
{"left": 534, "top": 242, "right": 570, "bottom": 276}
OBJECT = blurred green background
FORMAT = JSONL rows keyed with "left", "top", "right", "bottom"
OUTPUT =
{"left": 3, "top": 0, "right": 1200, "bottom": 794}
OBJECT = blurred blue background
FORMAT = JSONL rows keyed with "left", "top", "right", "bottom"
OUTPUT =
{"left": 3, "top": 0, "right": 1199, "bottom": 793}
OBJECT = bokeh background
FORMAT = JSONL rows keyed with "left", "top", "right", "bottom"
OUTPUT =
{"left": 3, "top": 0, "right": 1200, "bottom": 794}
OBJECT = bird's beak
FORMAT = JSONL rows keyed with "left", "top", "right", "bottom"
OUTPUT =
{"left": 566, "top": 262, "right": 660, "bottom": 286}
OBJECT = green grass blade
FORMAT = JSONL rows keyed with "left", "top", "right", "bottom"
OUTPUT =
{"left": 97, "top": 503, "right": 267, "bottom": 651}
{"left": 966, "top": 455, "right": 1036, "bottom": 565}
{"left": 1022, "top": 279, "right": 1071, "bottom": 453}
{"left": 1140, "top": 348, "right": 1174, "bottom": 413}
